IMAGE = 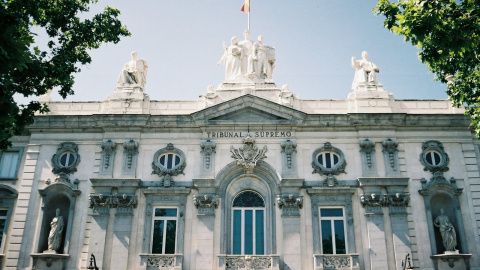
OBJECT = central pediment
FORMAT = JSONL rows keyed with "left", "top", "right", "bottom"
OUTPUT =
{"left": 191, "top": 95, "right": 306, "bottom": 125}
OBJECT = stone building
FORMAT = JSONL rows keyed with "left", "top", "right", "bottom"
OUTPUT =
{"left": 1, "top": 35, "right": 480, "bottom": 270}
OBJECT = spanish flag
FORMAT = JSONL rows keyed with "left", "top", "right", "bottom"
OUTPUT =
{"left": 241, "top": 0, "right": 250, "bottom": 13}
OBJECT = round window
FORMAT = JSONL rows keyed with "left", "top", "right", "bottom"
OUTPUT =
{"left": 159, "top": 153, "right": 181, "bottom": 169}
{"left": 317, "top": 152, "right": 340, "bottom": 169}
{"left": 425, "top": 150, "right": 442, "bottom": 166}
{"left": 59, "top": 152, "right": 75, "bottom": 167}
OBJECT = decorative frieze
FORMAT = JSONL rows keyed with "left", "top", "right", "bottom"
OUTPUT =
{"left": 100, "top": 140, "right": 116, "bottom": 176}
{"left": 122, "top": 140, "right": 139, "bottom": 176}
{"left": 200, "top": 139, "right": 216, "bottom": 170}
{"left": 89, "top": 194, "right": 137, "bottom": 209}
{"left": 147, "top": 256, "right": 174, "bottom": 267}
{"left": 230, "top": 135, "right": 268, "bottom": 173}
{"left": 360, "top": 193, "right": 410, "bottom": 208}
{"left": 276, "top": 194, "right": 303, "bottom": 216}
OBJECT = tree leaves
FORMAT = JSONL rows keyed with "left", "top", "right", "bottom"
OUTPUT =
{"left": 375, "top": 0, "right": 480, "bottom": 138}
{"left": 0, "top": 0, "right": 130, "bottom": 151}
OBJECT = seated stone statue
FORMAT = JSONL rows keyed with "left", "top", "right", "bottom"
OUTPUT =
{"left": 351, "top": 51, "right": 379, "bottom": 90}
{"left": 117, "top": 51, "right": 148, "bottom": 91}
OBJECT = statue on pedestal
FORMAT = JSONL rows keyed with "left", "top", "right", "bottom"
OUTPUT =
{"left": 47, "top": 208, "right": 64, "bottom": 253}
{"left": 117, "top": 51, "right": 148, "bottom": 91}
{"left": 218, "top": 37, "right": 243, "bottom": 81}
{"left": 434, "top": 208, "right": 457, "bottom": 252}
{"left": 239, "top": 30, "right": 255, "bottom": 78}
{"left": 351, "top": 51, "right": 379, "bottom": 90}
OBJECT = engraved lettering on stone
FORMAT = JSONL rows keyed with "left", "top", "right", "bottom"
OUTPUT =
{"left": 281, "top": 139, "right": 297, "bottom": 169}
{"left": 230, "top": 134, "right": 267, "bottom": 173}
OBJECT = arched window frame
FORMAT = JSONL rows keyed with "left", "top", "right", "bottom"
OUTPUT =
{"left": 231, "top": 190, "right": 266, "bottom": 255}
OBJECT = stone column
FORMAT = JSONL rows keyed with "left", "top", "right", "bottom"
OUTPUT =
{"left": 360, "top": 193, "right": 389, "bottom": 269}
{"left": 388, "top": 200, "right": 411, "bottom": 270}
{"left": 277, "top": 194, "right": 304, "bottom": 270}
{"left": 110, "top": 208, "right": 134, "bottom": 269}
{"left": 193, "top": 194, "right": 218, "bottom": 270}
{"left": 88, "top": 208, "right": 110, "bottom": 268}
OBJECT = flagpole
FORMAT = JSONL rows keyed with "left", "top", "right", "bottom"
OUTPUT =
{"left": 247, "top": 0, "right": 250, "bottom": 31}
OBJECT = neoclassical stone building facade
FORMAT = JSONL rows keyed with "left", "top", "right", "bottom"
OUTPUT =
{"left": 2, "top": 38, "right": 480, "bottom": 270}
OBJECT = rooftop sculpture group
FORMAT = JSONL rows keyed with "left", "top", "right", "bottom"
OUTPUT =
{"left": 218, "top": 30, "right": 275, "bottom": 83}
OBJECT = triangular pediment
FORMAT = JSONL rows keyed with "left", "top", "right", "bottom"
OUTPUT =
{"left": 191, "top": 95, "right": 306, "bottom": 125}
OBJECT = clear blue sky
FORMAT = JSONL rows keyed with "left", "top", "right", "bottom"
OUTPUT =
{"left": 25, "top": 0, "right": 448, "bottom": 103}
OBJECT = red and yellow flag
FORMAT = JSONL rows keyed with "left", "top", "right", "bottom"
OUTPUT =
{"left": 241, "top": 0, "right": 250, "bottom": 13}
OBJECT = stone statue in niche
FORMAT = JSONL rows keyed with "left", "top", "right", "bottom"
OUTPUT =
{"left": 218, "top": 37, "right": 243, "bottom": 81}
{"left": 47, "top": 208, "right": 64, "bottom": 253}
{"left": 351, "top": 51, "right": 379, "bottom": 90}
{"left": 117, "top": 51, "right": 148, "bottom": 91}
{"left": 434, "top": 208, "right": 457, "bottom": 252}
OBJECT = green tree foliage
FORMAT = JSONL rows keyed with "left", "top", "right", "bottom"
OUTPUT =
{"left": 0, "top": 0, "right": 130, "bottom": 151}
{"left": 375, "top": 0, "right": 480, "bottom": 136}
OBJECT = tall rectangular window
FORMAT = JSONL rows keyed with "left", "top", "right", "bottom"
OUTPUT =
{"left": 151, "top": 208, "right": 177, "bottom": 254}
{"left": 320, "top": 207, "right": 346, "bottom": 254}
{"left": 0, "top": 209, "right": 7, "bottom": 249}
{"left": 0, "top": 151, "right": 20, "bottom": 179}
{"left": 232, "top": 208, "right": 265, "bottom": 255}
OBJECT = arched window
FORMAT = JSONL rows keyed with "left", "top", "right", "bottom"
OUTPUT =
{"left": 232, "top": 191, "right": 265, "bottom": 255}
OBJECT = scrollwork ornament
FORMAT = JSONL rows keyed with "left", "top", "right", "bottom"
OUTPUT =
{"left": 281, "top": 139, "right": 297, "bottom": 169}
{"left": 200, "top": 139, "right": 216, "bottom": 169}
{"left": 382, "top": 138, "right": 398, "bottom": 168}
{"left": 123, "top": 140, "right": 139, "bottom": 169}
{"left": 360, "top": 139, "right": 375, "bottom": 168}
{"left": 101, "top": 140, "right": 116, "bottom": 169}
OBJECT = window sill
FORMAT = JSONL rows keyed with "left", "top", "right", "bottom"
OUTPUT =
{"left": 218, "top": 255, "right": 280, "bottom": 270}
{"left": 0, "top": 178, "right": 18, "bottom": 181}
{"left": 139, "top": 254, "right": 183, "bottom": 270}
{"left": 313, "top": 254, "right": 360, "bottom": 270}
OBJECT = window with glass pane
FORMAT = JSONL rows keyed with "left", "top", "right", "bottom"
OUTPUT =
{"left": 317, "top": 152, "right": 339, "bottom": 169}
{"left": 152, "top": 208, "right": 177, "bottom": 254}
{"left": 232, "top": 191, "right": 265, "bottom": 255}
{"left": 59, "top": 152, "right": 75, "bottom": 167}
{"left": 0, "top": 209, "right": 7, "bottom": 248}
{"left": 320, "top": 208, "right": 346, "bottom": 254}
{"left": 0, "top": 151, "right": 20, "bottom": 178}
{"left": 159, "top": 154, "right": 181, "bottom": 169}
{"left": 425, "top": 151, "right": 441, "bottom": 166}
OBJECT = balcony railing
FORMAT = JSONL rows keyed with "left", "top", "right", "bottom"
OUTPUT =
{"left": 313, "top": 254, "right": 360, "bottom": 270}
{"left": 139, "top": 254, "right": 183, "bottom": 270}
{"left": 218, "top": 255, "right": 280, "bottom": 270}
